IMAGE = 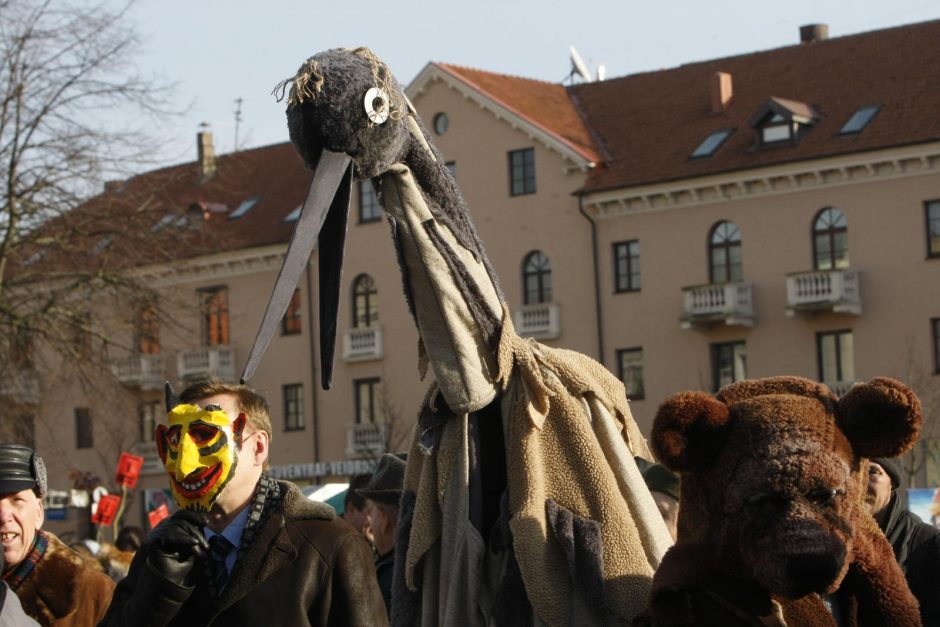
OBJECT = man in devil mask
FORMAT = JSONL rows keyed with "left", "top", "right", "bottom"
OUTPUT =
{"left": 100, "top": 380, "right": 387, "bottom": 626}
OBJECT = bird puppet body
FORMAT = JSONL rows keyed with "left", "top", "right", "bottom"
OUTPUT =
{"left": 243, "top": 48, "right": 673, "bottom": 626}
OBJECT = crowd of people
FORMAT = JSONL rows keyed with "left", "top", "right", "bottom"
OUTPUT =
{"left": 0, "top": 378, "right": 937, "bottom": 626}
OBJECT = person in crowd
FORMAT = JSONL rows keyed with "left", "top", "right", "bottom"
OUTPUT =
{"left": 113, "top": 527, "right": 143, "bottom": 554}
{"left": 100, "top": 380, "right": 387, "bottom": 626}
{"left": 357, "top": 453, "right": 406, "bottom": 618}
{"left": 865, "top": 457, "right": 940, "bottom": 626}
{"left": 0, "top": 443, "right": 114, "bottom": 626}
{"left": 342, "top": 474, "right": 374, "bottom": 545}
{"left": 642, "top": 463, "right": 680, "bottom": 542}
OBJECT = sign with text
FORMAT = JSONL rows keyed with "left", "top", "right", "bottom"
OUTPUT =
{"left": 147, "top": 503, "right": 170, "bottom": 529}
{"left": 91, "top": 494, "right": 121, "bottom": 526}
{"left": 115, "top": 452, "right": 145, "bottom": 488}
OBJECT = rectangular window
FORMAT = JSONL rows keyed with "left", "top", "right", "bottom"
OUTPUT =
{"left": 283, "top": 384, "right": 305, "bottom": 431}
{"left": 817, "top": 330, "right": 854, "bottom": 384}
{"left": 359, "top": 181, "right": 382, "bottom": 223}
{"left": 617, "top": 348, "right": 645, "bottom": 400}
{"left": 509, "top": 148, "right": 536, "bottom": 196}
{"left": 139, "top": 401, "right": 159, "bottom": 443}
{"left": 613, "top": 240, "right": 641, "bottom": 292}
{"left": 75, "top": 408, "right": 93, "bottom": 449}
{"left": 282, "top": 289, "right": 302, "bottom": 335}
{"left": 137, "top": 304, "right": 160, "bottom": 355}
{"left": 198, "top": 286, "right": 229, "bottom": 346}
{"left": 932, "top": 318, "right": 940, "bottom": 374}
{"left": 711, "top": 341, "right": 747, "bottom": 391}
{"left": 927, "top": 200, "right": 940, "bottom": 258}
{"left": 354, "top": 377, "right": 384, "bottom": 424}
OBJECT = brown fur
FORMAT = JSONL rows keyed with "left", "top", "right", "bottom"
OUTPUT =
{"left": 645, "top": 376, "right": 922, "bottom": 626}
{"left": 14, "top": 532, "right": 115, "bottom": 626}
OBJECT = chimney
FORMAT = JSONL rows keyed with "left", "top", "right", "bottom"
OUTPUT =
{"left": 711, "top": 71, "right": 733, "bottom": 114}
{"left": 197, "top": 123, "right": 216, "bottom": 179}
{"left": 799, "top": 24, "right": 829, "bottom": 43}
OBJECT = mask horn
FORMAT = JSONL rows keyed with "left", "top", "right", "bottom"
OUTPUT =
{"left": 165, "top": 381, "right": 182, "bottom": 412}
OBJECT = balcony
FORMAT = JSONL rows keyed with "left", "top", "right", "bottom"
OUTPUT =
{"left": 786, "top": 269, "right": 861, "bottom": 316}
{"left": 342, "top": 326, "right": 383, "bottom": 362}
{"left": 0, "top": 370, "right": 40, "bottom": 405}
{"left": 131, "top": 441, "right": 165, "bottom": 476}
{"left": 680, "top": 282, "right": 755, "bottom": 330}
{"left": 177, "top": 345, "right": 235, "bottom": 382}
{"left": 111, "top": 354, "right": 165, "bottom": 391}
{"left": 514, "top": 302, "right": 560, "bottom": 340}
{"left": 346, "top": 423, "right": 389, "bottom": 458}
{"left": 824, "top": 380, "right": 856, "bottom": 398}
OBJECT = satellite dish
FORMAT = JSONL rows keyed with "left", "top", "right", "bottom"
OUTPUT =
{"left": 569, "top": 45, "right": 594, "bottom": 83}
{"left": 597, "top": 64, "right": 607, "bottom": 81}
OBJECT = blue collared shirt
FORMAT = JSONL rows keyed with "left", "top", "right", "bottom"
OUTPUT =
{"left": 203, "top": 505, "right": 250, "bottom": 575}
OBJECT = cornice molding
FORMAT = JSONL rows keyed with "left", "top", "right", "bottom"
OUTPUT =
{"left": 583, "top": 142, "right": 940, "bottom": 217}
{"left": 132, "top": 245, "right": 287, "bottom": 287}
{"left": 407, "top": 63, "right": 595, "bottom": 171}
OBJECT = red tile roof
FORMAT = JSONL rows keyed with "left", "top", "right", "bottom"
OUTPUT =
{"left": 570, "top": 19, "right": 940, "bottom": 193}
{"left": 436, "top": 63, "right": 602, "bottom": 163}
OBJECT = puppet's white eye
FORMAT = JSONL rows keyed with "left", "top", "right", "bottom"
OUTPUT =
{"left": 364, "top": 87, "right": 390, "bottom": 124}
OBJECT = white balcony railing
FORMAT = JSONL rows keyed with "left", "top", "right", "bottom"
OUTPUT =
{"left": 786, "top": 269, "right": 861, "bottom": 316}
{"left": 514, "top": 302, "right": 560, "bottom": 340}
{"left": 346, "top": 423, "right": 389, "bottom": 458}
{"left": 0, "top": 370, "right": 40, "bottom": 405}
{"left": 177, "top": 345, "right": 235, "bottom": 382}
{"left": 681, "top": 282, "right": 755, "bottom": 330}
{"left": 342, "top": 327, "right": 384, "bottom": 362}
{"left": 132, "top": 441, "right": 165, "bottom": 476}
{"left": 111, "top": 354, "right": 165, "bottom": 391}
{"left": 824, "top": 380, "right": 856, "bottom": 398}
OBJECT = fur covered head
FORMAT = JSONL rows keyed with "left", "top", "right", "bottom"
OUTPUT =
{"left": 651, "top": 376, "right": 921, "bottom": 600}
{"left": 278, "top": 47, "right": 410, "bottom": 180}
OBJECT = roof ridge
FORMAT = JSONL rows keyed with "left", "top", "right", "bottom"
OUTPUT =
{"left": 437, "top": 62, "right": 562, "bottom": 87}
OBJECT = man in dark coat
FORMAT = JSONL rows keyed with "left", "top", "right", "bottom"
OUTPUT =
{"left": 100, "top": 380, "right": 387, "bottom": 626}
{"left": 866, "top": 457, "right": 940, "bottom": 626}
{"left": 357, "top": 453, "right": 405, "bottom": 619}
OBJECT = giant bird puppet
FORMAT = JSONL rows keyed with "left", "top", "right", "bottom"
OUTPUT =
{"left": 242, "top": 48, "right": 673, "bottom": 626}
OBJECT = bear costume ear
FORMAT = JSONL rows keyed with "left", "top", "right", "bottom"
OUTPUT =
{"left": 838, "top": 377, "right": 922, "bottom": 459}
{"left": 652, "top": 391, "right": 731, "bottom": 472}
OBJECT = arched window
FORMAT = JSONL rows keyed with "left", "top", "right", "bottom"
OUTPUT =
{"left": 709, "top": 221, "right": 742, "bottom": 283}
{"left": 352, "top": 274, "right": 378, "bottom": 328}
{"left": 813, "top": 207, "right": 849, "bottom": 270}
{"left": 522, "top": 251, "right": 552, "bottom": 305}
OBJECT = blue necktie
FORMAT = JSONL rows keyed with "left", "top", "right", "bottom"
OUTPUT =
{"left": 208, "top": 534, "right": 234, "bottom": 596}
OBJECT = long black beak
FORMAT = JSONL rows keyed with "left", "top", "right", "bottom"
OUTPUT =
{"left": 241, "top": 149, "right": 353, "bottom": 387}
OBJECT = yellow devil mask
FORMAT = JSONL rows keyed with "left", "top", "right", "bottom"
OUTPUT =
{"left": 156, "top": 388, "right": 246, "bottom": 511}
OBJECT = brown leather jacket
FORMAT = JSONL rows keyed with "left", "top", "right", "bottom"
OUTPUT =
{"left": 13, "top": 532, "right": 115, "bottom": 626}
{"left": 99, "top": 481, "right": 388, "bottom": 627}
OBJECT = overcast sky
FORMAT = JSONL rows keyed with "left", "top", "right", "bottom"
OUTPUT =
{"left": 128, "top": 0, "right": 940, "bottom": 167}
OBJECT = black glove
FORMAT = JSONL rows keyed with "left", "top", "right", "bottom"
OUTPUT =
{"left": 146, "top": 509, "right": 209, "bottom": 588}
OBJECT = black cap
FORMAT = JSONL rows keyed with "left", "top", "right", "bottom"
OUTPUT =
{"left": 871, "top": 457, "right": 902, "bottom": 489}
{"left": 0, "top": 444, "right": 47, "bottom": 498}
{"left": 357, "top": 453, "right": 406, "bottom": 505}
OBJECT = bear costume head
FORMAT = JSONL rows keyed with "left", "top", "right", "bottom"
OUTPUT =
{"left": 645, "top": 376, "right": 922, "bottom": 627}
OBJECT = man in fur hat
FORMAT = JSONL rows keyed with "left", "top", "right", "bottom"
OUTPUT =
{"left": 356, "top": 453, "right": 405, "bottom": 618}
{"left": 100, "top": 380, "right": 387, "bottom": 626}
{"left": 866, "top": 457, "right": 940, "bottom": 625}
{"left": 0, "top": 443, "right": 114, "bottom": 626}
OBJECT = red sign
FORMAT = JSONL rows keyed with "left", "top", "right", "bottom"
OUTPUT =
{"left": 115, "top": 452, "right": 144, "bottom": 488}
{"left": 148, "top": 503, "right": 170, "bottom": 529}
{"left": 91, "top": 494, "right": 121, "bottom": 525}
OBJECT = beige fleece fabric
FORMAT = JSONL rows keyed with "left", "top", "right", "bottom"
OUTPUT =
{"left": 380, "top": 163, "right": 502, "bottom": 415}
{"left": 403, "top": 309, "right": 666, "bottom": 626}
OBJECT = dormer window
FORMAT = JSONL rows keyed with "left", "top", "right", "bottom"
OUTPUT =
{"left": 750, "top": 97, "right": 819, "bottom": 146}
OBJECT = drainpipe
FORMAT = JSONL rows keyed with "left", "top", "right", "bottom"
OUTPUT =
{"left": 305, "top": 257, "right": 320, "bottom": 462}
{"left": 578, "top": 194, "right": 605, "bottom": 365}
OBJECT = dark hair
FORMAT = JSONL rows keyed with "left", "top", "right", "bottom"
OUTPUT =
{"left": 344, "top": 473, "right": 371, "bottom": 510}
{"left": 115, "top": 525, "right": 145, "bottom": 552}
